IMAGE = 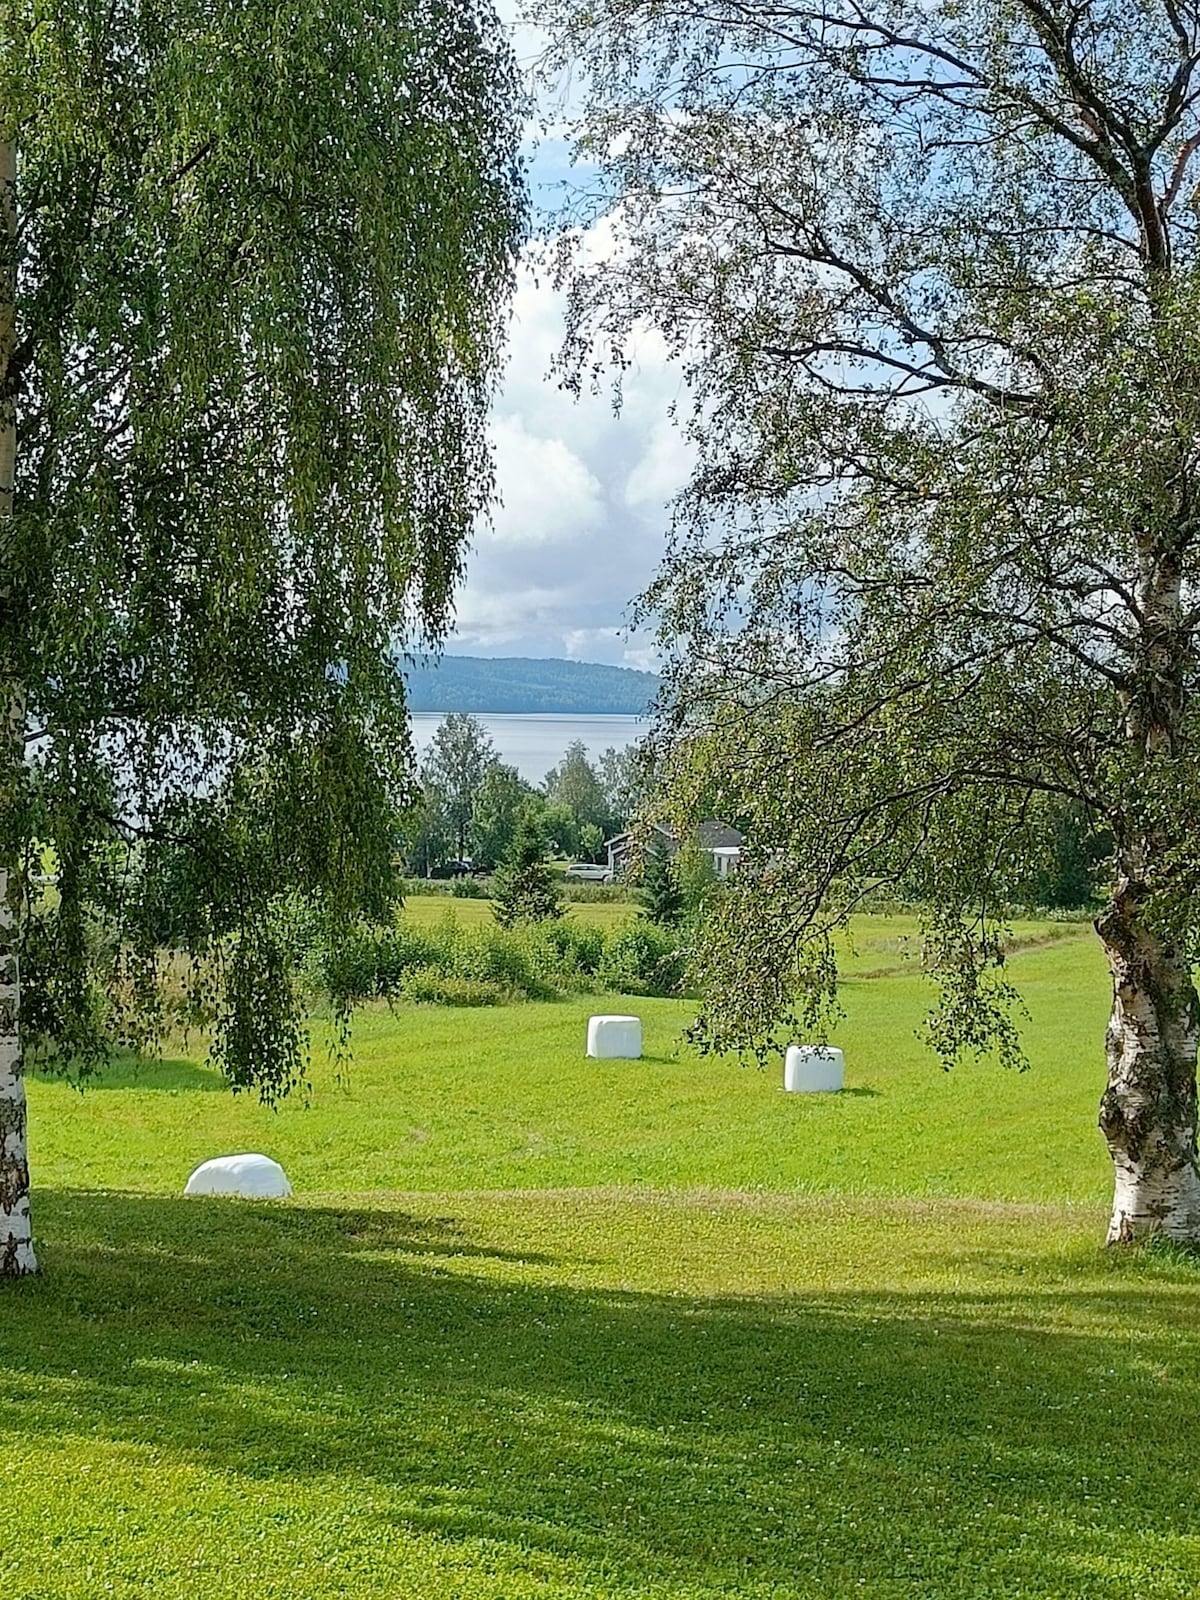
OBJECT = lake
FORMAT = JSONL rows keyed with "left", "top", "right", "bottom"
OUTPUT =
{"left": 409, "top": 712, "right": 647, "bottom": 784}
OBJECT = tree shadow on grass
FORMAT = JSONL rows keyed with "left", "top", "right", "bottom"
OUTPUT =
{"left": 3, "top": 1189, "right": 1200, "bottom": 1599}
{"left": 29, "top": 1055, "right": 228, "bottom": 1093}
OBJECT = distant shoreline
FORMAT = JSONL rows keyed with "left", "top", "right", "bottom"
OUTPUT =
{"left": 404, "top": 654, "right": 659, "bottom": 717}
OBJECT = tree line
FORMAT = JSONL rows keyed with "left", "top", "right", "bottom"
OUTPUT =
{"left": 406, "top": 707, "right": 1111, "bottom": 907}
{"left": 405, "top": 713, "right": 646, "bottom": 875}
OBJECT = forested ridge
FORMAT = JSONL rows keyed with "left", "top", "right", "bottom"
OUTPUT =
{"left": 404, "top": 655, "right": 659, "bottom": 713}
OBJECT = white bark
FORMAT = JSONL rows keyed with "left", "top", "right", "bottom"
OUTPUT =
{"left": 1107, "top": 1155, "right": 1200, "bottom": 1245}
{"left": 0, "top": 868, "right": 33, "bottom": 1274}
{"left": 1099, "top": 475, "right": 1200, "bottom": 1242}
{"left": 1099, "top": 895, "right": 1200, "bottom": 1245}
{"left": 0, "top": 139, "right": 33, "bottom": 1273}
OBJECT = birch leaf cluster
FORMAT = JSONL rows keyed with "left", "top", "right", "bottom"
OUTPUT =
{"left": 535, "top": 0, "right": 1200, "bottom": 1239}
{"left": 2, "top": 0, "right": 525, "bottom": 1094}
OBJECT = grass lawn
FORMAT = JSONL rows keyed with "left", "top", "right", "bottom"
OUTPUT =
{"left": 7, "top": 916, "right": 1200, "bottom": 1599}
{"left": 400, "top": 891, "right": 638, "bottom": 931}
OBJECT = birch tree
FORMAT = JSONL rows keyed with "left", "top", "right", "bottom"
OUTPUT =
{"left": 420, "top": 712, "right": 497, "bottom": 860}
{"left": 0, "top": 0, "right": 524, "bottom": 1274}
{"left": 544, "top": 739, "right": 608, "bottom": 834}
{"left": 534, "top": 0, "right": 1200, "bottom": 1243}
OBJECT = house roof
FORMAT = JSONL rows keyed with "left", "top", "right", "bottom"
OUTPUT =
{"left": 695, "top": 820, "right": 745, "bottom": 850}
{"left": 605, "top": 820, "right": 744, "bottom": 851}
{"left": 603, "top": 823, "right": 670, "bottom": 850}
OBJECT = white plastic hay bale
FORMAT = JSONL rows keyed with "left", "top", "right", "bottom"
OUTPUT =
{"left": 784, "top": 1045, "right": 845, "bottom": 1094}
{"left": 586, "top": 1014, "right": 643, "bottom": 1059}
{"left": 184, "top": 1153, "right": 293, "bottom": 1198}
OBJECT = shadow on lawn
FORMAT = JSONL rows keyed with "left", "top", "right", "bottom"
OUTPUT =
{"left": 29, "top": 1056, "right": 228, "bottom": 1093}
{"left": 4, "top": 1189, "right": 1200, "bottom": 1597}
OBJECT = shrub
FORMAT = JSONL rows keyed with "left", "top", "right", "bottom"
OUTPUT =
{"left": 598, "top": 923, "right": 687, "bottom": 997}
{"left": 308, "top": 920, "right": 447, "bottom": 1002}
{"left": 559, "top": 882, "right": 632, "bottom": 903}
{"left": 315, "top": 924, "right": 388, "bottom": 1002}
{"left": 399, "top": 970, "right": 504, "bottom": 1007}
{"left": 525, "top": 919, "right": 607, "bottom": 984}
{"left": 372, "top": 924, "right": 447, "bottom": 993}
{"left": 304, "top": 905, "right": 683, "bottom": 1009}
{"left": 449, "top": 877, "right": 491, "bottom": 899}
{"left": 447, "top": 923, "right": 554, "bottom": 1000}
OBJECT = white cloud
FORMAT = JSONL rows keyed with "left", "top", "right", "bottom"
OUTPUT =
{"left": 563, "top": 627, "right": 662, "bottom": 671}
{"left": 486, "top": 414, "right": 603, "bottom": 547}
{"left": 619, "top": 640, "right": 662, "bottom": 672}
{"left": 451, "top": 210, "right": 695, "bottom": 662}
{"left": 455, "top": 583, "right": 577, "bottom": 643}
{"left": 563, "top": 626, "right": 617, "bottom": 659}
{"left": 625, "top": 415, "right": 692, "bottom": 510}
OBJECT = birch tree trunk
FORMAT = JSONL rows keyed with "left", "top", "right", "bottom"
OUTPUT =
{"left": 0, "top": 866, "right": 33, "bottom": 1275}
{"left": 1098, "top": 518, "right": 1200, "bottom": 1245}
{"left": 0, "top": 134, "right": 33, "bottom": 1275}
{"left": 1098, "top": 887, "right": 1200, "bottom": 1243}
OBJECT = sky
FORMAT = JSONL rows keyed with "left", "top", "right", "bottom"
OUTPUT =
{"left": 445, "top": 8, "right": 690, "bottom": 671}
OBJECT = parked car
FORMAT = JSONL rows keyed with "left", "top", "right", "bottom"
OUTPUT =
{"left": 430, "top": 859, "right": 473, "bottom": 878}
{"left": 564, "top": 862, "right": 612, "bottom": 883}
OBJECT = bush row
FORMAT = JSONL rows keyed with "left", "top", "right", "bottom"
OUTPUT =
{"left": 305, "top": 914, "right": 686, "bottom": 1007}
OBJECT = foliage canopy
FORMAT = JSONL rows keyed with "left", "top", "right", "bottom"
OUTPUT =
{"left": 535, "top": 0, "right": 1200, "bottom": 1046}
{"left": 536, "top": 0, "right": 1200, "bottom": 1236}
{"left": 4, "top": 0, "right": 526, "bottom": 1095}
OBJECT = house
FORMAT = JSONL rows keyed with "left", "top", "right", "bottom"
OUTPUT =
{"left": 605, "top": 820, "right": 745, "bottom": 882}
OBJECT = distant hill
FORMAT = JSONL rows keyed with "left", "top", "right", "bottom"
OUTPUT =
{"left": 404, "top": 655, "right": 659, "bottom": 714}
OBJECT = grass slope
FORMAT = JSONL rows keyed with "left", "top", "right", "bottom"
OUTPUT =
{"left": 8, "top": 916, "right": 1200, "bottom": 1600}
{"left": 6, "top": 1191, "right": 1200, "bottom": 1600}
{"left": 29, "top": 923, "right": 1110, "bottom": 1203}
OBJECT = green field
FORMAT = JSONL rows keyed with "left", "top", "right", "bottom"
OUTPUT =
{"left": 7, "top": 915, "right": 1200, "bottom": 1600}
{"left": 401, "top": 890, "right": 638, "bottom": 931}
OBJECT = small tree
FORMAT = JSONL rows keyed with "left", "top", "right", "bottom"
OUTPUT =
{"left": 579, "top": 821, "right": 605, "bottom": 863}
{"left": 470, "top": 761, "right": 530, "bottom": 871}
{"left": 638, "top": 835, "right": 683, "bottom": 928}
{"left": 491, "top": 814, "right": 564, "bottom": 928}
{"left": 421, "top": 713, "right": 497, "bottom": 861}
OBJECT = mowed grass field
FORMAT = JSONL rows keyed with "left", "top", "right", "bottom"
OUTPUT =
{"left": 7, "top": 909, "right": 1200, "bottom": 1600}
{"left": 401, "top": 890, "right": 638, "bottom": 931}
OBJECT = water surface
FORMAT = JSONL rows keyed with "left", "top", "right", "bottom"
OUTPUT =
{"left": 409, "top": 712, "right": 645, "bottom": 785}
